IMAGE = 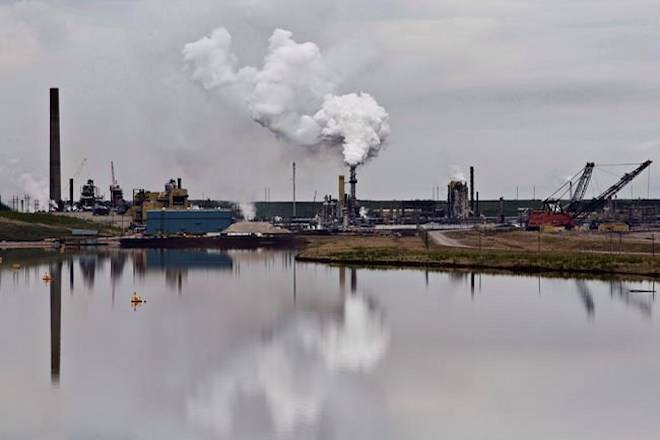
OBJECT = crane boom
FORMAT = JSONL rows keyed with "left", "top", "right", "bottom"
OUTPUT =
{"left": 528, "top": 159, "right": 652, "bottom": 229}
{"left": 564, "top": 162, "right": 595, "bottom": 213}
{"left": 573, "top": 160, "right": 652, "bottom": 222}
{"left": 570, "top": 162, "right": 594, "bottom": 203}
{"left": 541, "top": 162, "right": 595, "bottom": 213}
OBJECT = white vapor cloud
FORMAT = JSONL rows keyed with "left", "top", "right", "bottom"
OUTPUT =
{"left": 1, "top": 0, "right": 659, "bottom": 202}
{"left": 450, "top": 165, "right": 466, "bottom": 183}
{"left": 183, "top": 27, "right": 390, "bottom": 167}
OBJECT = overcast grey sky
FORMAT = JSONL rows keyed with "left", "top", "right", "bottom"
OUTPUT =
{"left": 1, "top": 0, "right": 659, "bottom": 204}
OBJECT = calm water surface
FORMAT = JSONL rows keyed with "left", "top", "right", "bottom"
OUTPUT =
{"left": 0, "top": 249, "right": 659, "bottom": 439}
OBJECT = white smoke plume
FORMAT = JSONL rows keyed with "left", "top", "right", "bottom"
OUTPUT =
{"left": 18, "top": 173, "right": 48, "bottom": 211}
{"left": 183, "top": 28, "right": 390, "bottom": 167}
{"left": 238, "top": 201, "right": 256, "bottom": 221}
{"left": 450, "top": 165, "right": 466, "bottom": 182}
{"left": 0, "top": 156, "right": 48, "bottom": 211}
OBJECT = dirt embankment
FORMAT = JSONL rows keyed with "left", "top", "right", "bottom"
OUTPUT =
{"left": 297, "top": 233, "right": 660, "bottom": 278}
{"left": 442, "top": 229, "right": 659, "bottom": 255}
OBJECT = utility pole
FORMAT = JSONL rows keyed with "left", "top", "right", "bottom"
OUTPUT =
{"left": 292, "top": 162, "right": 296, "bottom": 219}
{"left": 652, "top": 233, "right": 655, "bottom": 257}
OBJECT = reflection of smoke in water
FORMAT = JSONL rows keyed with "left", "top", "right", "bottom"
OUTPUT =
{"left": 317, "top": 296, "right": 388, "bottom": 372}
{"left": 186, "top": 294, "right": 389, "bottom": 437}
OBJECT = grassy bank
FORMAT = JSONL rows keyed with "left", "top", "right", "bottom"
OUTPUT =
{"left": 296, "top": 235, "right": 660, "bottom": 277}
{"left": 0, "top": 211, "right": 120, "bottom": 241}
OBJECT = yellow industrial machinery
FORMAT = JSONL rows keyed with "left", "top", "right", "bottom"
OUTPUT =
{"left": 131, "top": 178, "right": 189, "bottom": 225}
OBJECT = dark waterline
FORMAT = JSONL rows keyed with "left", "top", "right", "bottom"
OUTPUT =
{"left": 0, "top": 249, "right": 658, "bottom": 439}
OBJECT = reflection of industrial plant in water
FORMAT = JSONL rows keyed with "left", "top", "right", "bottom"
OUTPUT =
{"left": 186, "top": 294, "right": 389, "bottom": 438}
{"left": 132, "top": 249, "right": 233, "bottom": 290}
{"left": 79, "top": 255, "right": 99, "bottom": 288}
{"left": 110, "top": 252, "right": 128, "bottom": 284}
{"left": 575, "top": 280, "right": 595, "bottom": 318}
{"left": 574, "top": 279, "right": 654, "bottom": 318}
{"left": 610, "top": 281, "right": 654, "bottom": 317}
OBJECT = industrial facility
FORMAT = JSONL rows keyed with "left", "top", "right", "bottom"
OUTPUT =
{"left": 2, "top": 87, "right": 658, "bottom": 239}
{"left": 131, "top": 178, "right": 190, "bottom": 225}
{"left": 526, "top": 160, "right": 653, "bottom": 230}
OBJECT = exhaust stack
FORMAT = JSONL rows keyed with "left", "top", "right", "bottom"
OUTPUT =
{"left": 69, "top": 178, "right": 74, "bottom": 209}
{"left": 49, "top": 88, "right": 62, "bottom": 207}
{"left": 338, "top": 175, "right": 345, "bottom": 209}
{"left": 469, "top": 166, "right": 474, "bottom": 214}
{"left": 349, "top": 166, "right": 357, "bottom": 201}
{"left": 348, "top": 165, "right": 358, "bottom": 223}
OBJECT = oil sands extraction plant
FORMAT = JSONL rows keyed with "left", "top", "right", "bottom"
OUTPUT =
{"left": 2, "top": 87, "right": 659, "bottom": 241}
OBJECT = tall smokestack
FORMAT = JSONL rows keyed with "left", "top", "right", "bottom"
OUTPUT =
{"left": 292, "top": 162, "right": 296, "bottom": 218}
{"left": 338, "top": 175, "right": 345, "bottom": 210}
{"left": 69, "top": 178, "right": 74, "bottom": 208}
{"left": 49, "top": 88, "right": 62, "bottom": 207}
{"left": 469, "top": 166, "right": 474, "bottom": 214}
{"left": 349, "top": 166, "right": 357, "bottom": 200}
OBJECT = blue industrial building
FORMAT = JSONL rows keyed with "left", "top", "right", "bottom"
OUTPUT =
{"left": 145, "top": 210, "right": 233, "bottom": 235}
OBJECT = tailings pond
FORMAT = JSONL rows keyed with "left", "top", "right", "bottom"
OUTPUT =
{"left": 1, "top": 249, "right": 659, "bottom": 439}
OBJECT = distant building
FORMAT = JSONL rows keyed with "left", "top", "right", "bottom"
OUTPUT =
{"left": 145, "top": 210, "right": 233, "bottom": 235}
{"left": 79, "top": 179, "right": 103, "bottom": 211}
{"left": 447, "top": 180, "right": 469, "bottom": 221}
{"left": 132, "top": 178, "right": 189, "bottom": 225}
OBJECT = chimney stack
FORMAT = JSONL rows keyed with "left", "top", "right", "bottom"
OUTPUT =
{"left": 349, "top": 166, "right": 357, "bottom": 201}
{"left": 338, "top": 175, "right": 345, "bottom": 210}
{"left": 177, "top": 177, "right": 182, "bottom": 189}
{"left": 49, "top": 88, "right": 62, "bottom": 207}
{"left": 469, "top": 166, "right": 474, "bottom": 214}
{"left": 292, "top": 162, "right": 296, "bottom": 218}
{"left": 69, "top": 178, "right": 74, "bottom": 208}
